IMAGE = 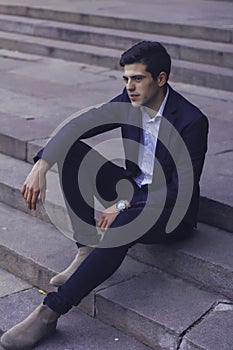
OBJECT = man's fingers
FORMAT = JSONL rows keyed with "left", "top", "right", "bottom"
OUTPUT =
{"left": 22, "top": 185, "right": 39, "bottom": 210}
{"left": 22, "top": 185, "right": 29, "bottom": 200}
{"left": 23, "top": 186, "right": 30, "bottom": 202}
{"left": 98, "top": 215, "right": 108, "bottom": 231}
{"left": 100, "top": 219, "right": 109, "bottom": 232}
{"left": 98, "top": 208, "right": 120, "bottom": 231}
{"left": 97, "top": 215, "right": 104, "bottom": 228}
{"left": 40, "top": 188, "right": 46, "bottom": 204}
{"left": 25, "top": 188, "right": 33, "bottom": 210}
{"left": 31, "top": 191, "right": 39, "bottom": 210}
{"left": 21, "top": 183, "right": 27, "bottom": 196}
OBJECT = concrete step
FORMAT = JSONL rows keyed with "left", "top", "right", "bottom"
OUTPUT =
{"left": 0, "top": 14, "right": 232, "bottom": 69}
{"left": 0, "top": 202, "right": 232, "bottom": 349}
{"left": 0, "top": 125, "right": 233, "bottom": 233}
{"left": 0, "top": 2, "right": 232, "bottom": 44}
{"left": 0, "top": 151, "right": 233, "bottom": 297}
{"left": 0, "top": 201, "right": 151, "bottom": 316}
{"left": 0, "top": 29, "right": 122, "bottom": 69}
{"left": 0, "top": 277, "right": 152, "bottom": 350}
{"left": 0, "top": 30, "right": 232, "bottom": 91}
{"left": 129, "top": 223, "right": 233, "bottom": 300}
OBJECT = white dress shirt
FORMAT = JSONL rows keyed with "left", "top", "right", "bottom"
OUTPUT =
{"left": 134, "top": 87, "right": 169, "bottom": 187}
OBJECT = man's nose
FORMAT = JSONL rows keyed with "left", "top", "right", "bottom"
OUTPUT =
{"left": 126, "top": 79, "right": 135, "bottom": 91}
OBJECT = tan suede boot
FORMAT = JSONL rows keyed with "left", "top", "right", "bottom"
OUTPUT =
{"left": 0, "top": 304, "right": 60, "bottom": 350}
{"left": 50, "top": 246, "right": 94, "bottom": 287}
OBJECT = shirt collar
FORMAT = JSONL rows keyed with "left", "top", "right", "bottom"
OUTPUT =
{"left": 157, "top": 86, "right": 169, "bottom": 117}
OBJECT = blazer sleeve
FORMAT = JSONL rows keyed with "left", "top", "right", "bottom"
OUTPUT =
{"left": 33, "top": 89, "right": 129, "bottom": 163}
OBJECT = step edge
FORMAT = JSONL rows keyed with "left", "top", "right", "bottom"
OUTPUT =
{"left": 0, "top": 4, "right": 232, "bottom": 43}
{"left": 0, "top": 13, "right": 232, "bottom": 51}
{"left": 0, "top": 31, "right": 232, "bottom": 76}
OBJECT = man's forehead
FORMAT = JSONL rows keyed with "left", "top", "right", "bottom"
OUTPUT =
{"left": 123, "top": 63, "right": 148, "bottom": 76}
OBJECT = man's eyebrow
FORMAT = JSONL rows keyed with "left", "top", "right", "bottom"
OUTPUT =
{"left": 122, "top": 74, "right": 146, "bottom": 79}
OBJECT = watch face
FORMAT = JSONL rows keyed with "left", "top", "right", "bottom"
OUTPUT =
{"left": 117, "top": 200, "right": 126, "bottom": 211}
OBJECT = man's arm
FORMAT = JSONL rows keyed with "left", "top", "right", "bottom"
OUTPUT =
{"left": 33, "top": 88, "right": 129, "bottom": 163}
{"left": 22, "top": 89, "right": 130, "bottom": 210}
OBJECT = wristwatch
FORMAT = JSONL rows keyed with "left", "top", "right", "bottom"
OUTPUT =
{"left": 116, "top": 200, "right": 128, "bottom": 212}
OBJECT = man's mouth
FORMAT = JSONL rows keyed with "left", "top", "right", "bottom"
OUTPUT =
{"left": 129, "top": 94, "right": 140, "bottom": 101}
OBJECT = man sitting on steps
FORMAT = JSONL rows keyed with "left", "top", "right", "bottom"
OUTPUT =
{"left": 0, "top": 41, "right": 208, "bottom": 350}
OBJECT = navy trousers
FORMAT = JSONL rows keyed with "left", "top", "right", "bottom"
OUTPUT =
{"left": 44, "top": 140, "right": 193, "bottom": 314}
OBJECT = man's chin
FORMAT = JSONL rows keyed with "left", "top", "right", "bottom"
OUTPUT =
{"left": 131, "top": 101, "right": 141, "bottom": 108}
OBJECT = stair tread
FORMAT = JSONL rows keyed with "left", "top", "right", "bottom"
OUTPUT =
{"left": 97, "top": 269, "right": 219, "bottom": 333}
{"left": 0, "top": 46, "right": 232, "bottom": 101}
{"left": 0, "top": 155, "right": 232, "bottom": 272}
{"left": 0, "top": 105, "right": 233, "bottom": 232}
{"left": 172, "top": 58, "right": 233, "bottom": 76}
{"left": 0, "top": 287, "right": 152, "bottom": 350}
{"left": 129, "top": 222, "right": 233, "bottom": 299}
{"left": 0, "top": 29, "right": 122, "bottom": 56}
{"left": 97, "top": 270, "right": 233, "bottom": 349}
{"left": 0, "top": 201, "right": 151, "bottom": 284}
{"left": 0, "top": 0, "right": 232, "bottom": 35}
{"left": 138, "top": 223, "right": 233, "bottom": 270}
{"left": 1, "top": 128, "right": 233, "bottom": 209}
{"left": 0, "top": 13, "right": 232, "bottom": 53}
{"left": 0, "top": 30, "right": 232, "bottom": 76}
{"left": 0, "top": 201, "right": 228, "bottom": 349}
{"left": 0, "top": 29, "right": 232, "bottom": 91}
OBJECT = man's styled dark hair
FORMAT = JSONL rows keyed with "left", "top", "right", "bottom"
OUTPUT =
{"left": 120, "top": 41, "right": 171, "bottom": 81}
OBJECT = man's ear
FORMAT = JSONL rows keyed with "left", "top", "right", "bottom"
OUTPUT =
{"left": 157, "top": 72, "right": 167, "bottom": 87}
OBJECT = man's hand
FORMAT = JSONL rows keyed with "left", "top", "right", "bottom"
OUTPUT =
{"left": 21, "top": 159, "right": 49, "bottom": 210}
{"left": 97, "top": 201, "right": 130, "bottom": 232}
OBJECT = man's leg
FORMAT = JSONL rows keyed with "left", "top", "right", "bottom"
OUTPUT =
{"left": 45, "top": 207, "right": 193, "bottom": 315}
{"left": 50, "top": 245, "right": 95, "bottom": 287}
{"left": 0, "top": 242, "right": 133, "bottom": 349}
{"left": 2, "top": 239, "right": 136, "bottom": 350}
{"left": 45, "top": 243, "right": 134, "bottom": 314}
{"left": 0, "top": 208, "right": 141, "bottom": 350}
{"left": 50, "top": 139, "right": 136, "bottom": 287}
{"left": 58, "top": 139, "right": 135, "bottom": 244}
{"left": 46, "top": 204, "right": 146, "bottom": 314}
{"left": 50, "top": 138, "right": 139, "bottom": 286}
{"left": 0, "top": 205, "right": 193, "bottom": 349}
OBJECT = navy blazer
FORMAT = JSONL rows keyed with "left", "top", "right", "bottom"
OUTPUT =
{"left": 38, "top": 85, "right": 208, "bottom": 229}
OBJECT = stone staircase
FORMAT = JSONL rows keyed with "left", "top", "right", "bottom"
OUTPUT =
{"left": 0, "top": 2, "right": 232, "bottom": 91}
{"left": 0, "top": 1, "right": 233, "bottom": 349}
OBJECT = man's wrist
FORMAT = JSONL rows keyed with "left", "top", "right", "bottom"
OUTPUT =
{"left": 35, "top": 159, "right": 49, "bottom": 174}
{"left": 116, "top": 199, "right": 130, "bottom": 212}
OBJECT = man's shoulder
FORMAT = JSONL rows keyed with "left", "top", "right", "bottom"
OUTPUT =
{"left": 168, "top": 85, "right": 207, "bottom": 123}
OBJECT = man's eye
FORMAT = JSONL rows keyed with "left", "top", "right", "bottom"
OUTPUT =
{"left": 134, "top": 76, "right": 143, "bottom": 82}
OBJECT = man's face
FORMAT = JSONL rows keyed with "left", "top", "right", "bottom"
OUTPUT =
{"left": 123, "top": 63, "right": 162, "bottom": 111}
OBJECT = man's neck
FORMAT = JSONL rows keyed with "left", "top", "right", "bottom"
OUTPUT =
{"left": 144, "top": 86, "right": 168, "bottom": 118}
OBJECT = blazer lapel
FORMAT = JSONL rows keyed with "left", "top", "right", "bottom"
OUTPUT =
{"left": 123, "top": 106, "right": 142, "bottom": 176}
{"left": 156, "top": 86, "right": 179, "bottom": 164}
